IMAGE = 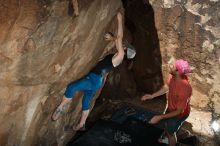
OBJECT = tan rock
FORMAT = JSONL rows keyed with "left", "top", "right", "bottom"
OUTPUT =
{"left": 0, "top": 0, "right": 122, "bottom": 145}
{"left": 191, "top": 89, "right": 209, "bottom": 109}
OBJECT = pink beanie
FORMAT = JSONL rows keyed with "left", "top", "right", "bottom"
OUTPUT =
{"left": 175, "top": 59, "right": 192, "bottom": 75}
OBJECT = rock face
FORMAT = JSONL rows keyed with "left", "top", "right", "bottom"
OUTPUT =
{"left": 0, "top": 0, "right": 122, "bottom": 145}
{"left": 150, "top": 0, "right": 220, "bottom": 111}
{"left": 1, "top": 0, "right": 220, "bottom": 145}
{"left": 148, "top": 0, "right": 220, "bottom": 143}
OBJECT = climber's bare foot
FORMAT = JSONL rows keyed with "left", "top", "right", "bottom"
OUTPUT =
{"left": 52, "top": 106, "right": 65, "bottom": 121}
{"left": 52, "top": 102, "right": 70, "bottom": 121}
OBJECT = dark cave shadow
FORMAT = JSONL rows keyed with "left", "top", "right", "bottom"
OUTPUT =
{"left": 101, "top": 0, "right": 164, "bottom": 99}
{"left": 122, "top": 0, "right": 163, "bottom": 93}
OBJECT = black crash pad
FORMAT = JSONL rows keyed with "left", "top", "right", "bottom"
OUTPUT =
{"left": 69, "top": 119, "right": 165, "bottom": 146}
{"left": 68, "top": 105, "right": 198, "bottom": 146}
